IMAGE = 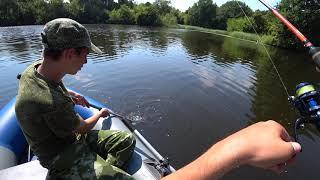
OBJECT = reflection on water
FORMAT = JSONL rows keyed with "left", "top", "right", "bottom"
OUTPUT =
{"left": 1, "top": 25, "right": 320, "bottom": 180}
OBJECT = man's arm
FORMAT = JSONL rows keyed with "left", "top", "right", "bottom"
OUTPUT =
{"left": 74, "top": 108, "right": 109, "bottom": 134}
{"left": 67, "top": 90, "right": 110, "bottom": 133}
{"left": 163, "top": 120, "right": 301, "bottom": 180}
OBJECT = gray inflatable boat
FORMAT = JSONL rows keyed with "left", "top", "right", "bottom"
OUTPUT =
{"left": 0, "top": 89, "right": 175, "bottom": 179}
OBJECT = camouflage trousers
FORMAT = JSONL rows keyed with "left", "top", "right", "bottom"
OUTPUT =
{"left": 46, "top": 130, "right": 136, "bottom": 180}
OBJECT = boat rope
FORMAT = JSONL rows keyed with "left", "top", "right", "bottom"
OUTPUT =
{"left": 234, "top": 0, "right": 290, "bottom": 98}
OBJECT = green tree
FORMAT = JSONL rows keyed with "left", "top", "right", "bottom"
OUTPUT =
{"left": 121, "top": 0, "right": 134, "bottom": 6}
{"left": 13, "top": 0, "right": 49, "bottom": 25}
{"left": 218, "top": 1, "right": 253, "bottom": 19}
{"left": 187, "top": 4, "right": 199, "bottom": 26}
{"left": 153, "top": 0, "right": 171, "bottom": 15}
{"left": 0, "top": 0, "right": 19, "bottom": 26}
{"left": 252, "top": 10, "right": 268, "bottom": 34}
{"left": 47, "top": 0, "right": 69, "bottom": 20}
{"left": 101, "top": 0, "right": 115, "bottom": 10}
{"left": 16, "top": 0, "right": 36, "bottom": 25}
{"left": 117, "top": 0, "right": 134, "bottom": 8}
{"left": 110, "top": 5, "right": 135, "bottom": 24}
{"left": 31, "top": 0, "right": 50, "bottom": 24}
{"left": 182, "top": 12, "right": 191, "bottom": 25}
{"left": 135, "top": 4, "right": 161, "bottom": 26}
{"left": 161, "top": 12, "right": 177, "bottom": 27}
{"left": 77, "top": 0, "right": 108, "bottom": 23}
{"left": 227, "top": 10, "right": 268, "bottom": 34}
{"left": 66, "top": 0, "right": 83, "bottom": 20}
{"left": 170, "top": 8, "right": 184, "bottom": 24}
{"left": 215, "top": 1, "right": 253, "bottom": 30}
{"left": 227, "top": 17, "right": 254, "bottom": 33}
{"left": 271, "top": 0, "right": 320, "bottom": 48}
{"left": 187, "top": 0, "right": 217, "bottom": 28}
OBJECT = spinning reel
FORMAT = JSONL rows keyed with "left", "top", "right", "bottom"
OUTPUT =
{"left": 289, "top": 82, "right": 320, "bottom": 142}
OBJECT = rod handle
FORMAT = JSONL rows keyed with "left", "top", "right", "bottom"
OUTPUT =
{"left": 310, "top": 47, "right": 320, "bottom": 69}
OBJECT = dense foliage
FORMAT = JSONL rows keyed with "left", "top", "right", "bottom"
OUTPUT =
{"left": 1, "top": 0, "right": 319, "bottom": 48}
{"left": 0, "top": 0, "right": 175, "bottom": 26}
{"left": 227, "top": 17, "right": 254, "bottom": 33}
{"left": 135, "top": 3, "right": 162, "bottom": 26}
{"left": 273, "top": 0, "right": 320, "bottom": 48}
{"left": 110, "top": 5, "right": 135, "bottom": 24}
{"left": 185, "top": 0, "right": 217, "bottom": 28}
{"left": 214, "top": 1, "right": 253, "bottom": 30}
{"left": 183, "top": 0, "right": 320, "bottom": 48}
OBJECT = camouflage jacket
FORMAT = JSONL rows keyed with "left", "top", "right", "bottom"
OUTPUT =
{"left": 15, "top": 61, "right": 80, "bottom": 168}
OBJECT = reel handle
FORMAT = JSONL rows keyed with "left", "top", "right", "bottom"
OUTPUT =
{"left": 294, "top": 118, "right": 305, "bottom": 143}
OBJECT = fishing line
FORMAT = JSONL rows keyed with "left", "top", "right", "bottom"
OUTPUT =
{"left": 234, "top": 0, "right": 290, "bottom": 98}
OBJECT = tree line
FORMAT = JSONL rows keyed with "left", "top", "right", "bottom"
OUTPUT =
{"left": 0, "top": 0, "right": 319, "bottom": 49}
{"left": 0, "top": 0, "right": 181, "bottom": 27}
{"left": 184, "top": 0, "right": 320, "bottom": 49}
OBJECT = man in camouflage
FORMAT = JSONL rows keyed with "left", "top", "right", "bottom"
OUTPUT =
{"left": 15, "top": 18, "right": 136, "bottom": 179}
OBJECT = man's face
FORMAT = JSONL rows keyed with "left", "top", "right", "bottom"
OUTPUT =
{"left": 66, "top": 48, "right": 89, "bottom": 75}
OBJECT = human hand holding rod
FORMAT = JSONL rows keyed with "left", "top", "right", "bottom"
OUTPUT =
{"left": 162, "top": 120, "right": 302, "bottom": 180}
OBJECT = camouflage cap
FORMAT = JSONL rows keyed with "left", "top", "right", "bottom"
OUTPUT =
{"left": 41, "top": 18, "right": 102, "bottom": 54}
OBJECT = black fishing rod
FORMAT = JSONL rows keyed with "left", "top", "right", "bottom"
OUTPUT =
{"left": 257, "top": 0, "right": 320, "bottom": 141}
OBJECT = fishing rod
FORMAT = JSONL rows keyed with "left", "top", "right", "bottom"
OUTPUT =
{"left": 258, "top": 0, "right": 320, "bottom": 69}
{"left": 256, "top": 0, "right": 320, "bottom": 141}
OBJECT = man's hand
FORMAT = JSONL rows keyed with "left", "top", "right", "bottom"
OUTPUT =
{"left": 230, "top": 120, "right": 301, "bottom": 173}
{"left": 71, "top": 93, "right": 90, "bottom": 108}
{"left": 75, "top": 108, "right": 110, "bottom": 134}
{"left": 163, "top": 120, "right": 302, "bottom": 180}
{"left": 99, "top": 108, "right": 110, "bottom": 118}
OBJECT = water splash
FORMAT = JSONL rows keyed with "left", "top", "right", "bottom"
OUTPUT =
{"left": 126, "top": 112, "right": 145, "bottom": 125}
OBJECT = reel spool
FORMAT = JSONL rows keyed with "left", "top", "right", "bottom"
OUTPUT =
{"left": 289, "top": 82, "right": 320, "bottom": 141}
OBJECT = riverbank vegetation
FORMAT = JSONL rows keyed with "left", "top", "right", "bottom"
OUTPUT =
{"left": 0, "top": 0, "right": 319, "bottom": 49}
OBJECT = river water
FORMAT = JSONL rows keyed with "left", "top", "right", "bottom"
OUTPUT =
{"left": 1, "top": 24, "right": 320, "bottom": 179}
